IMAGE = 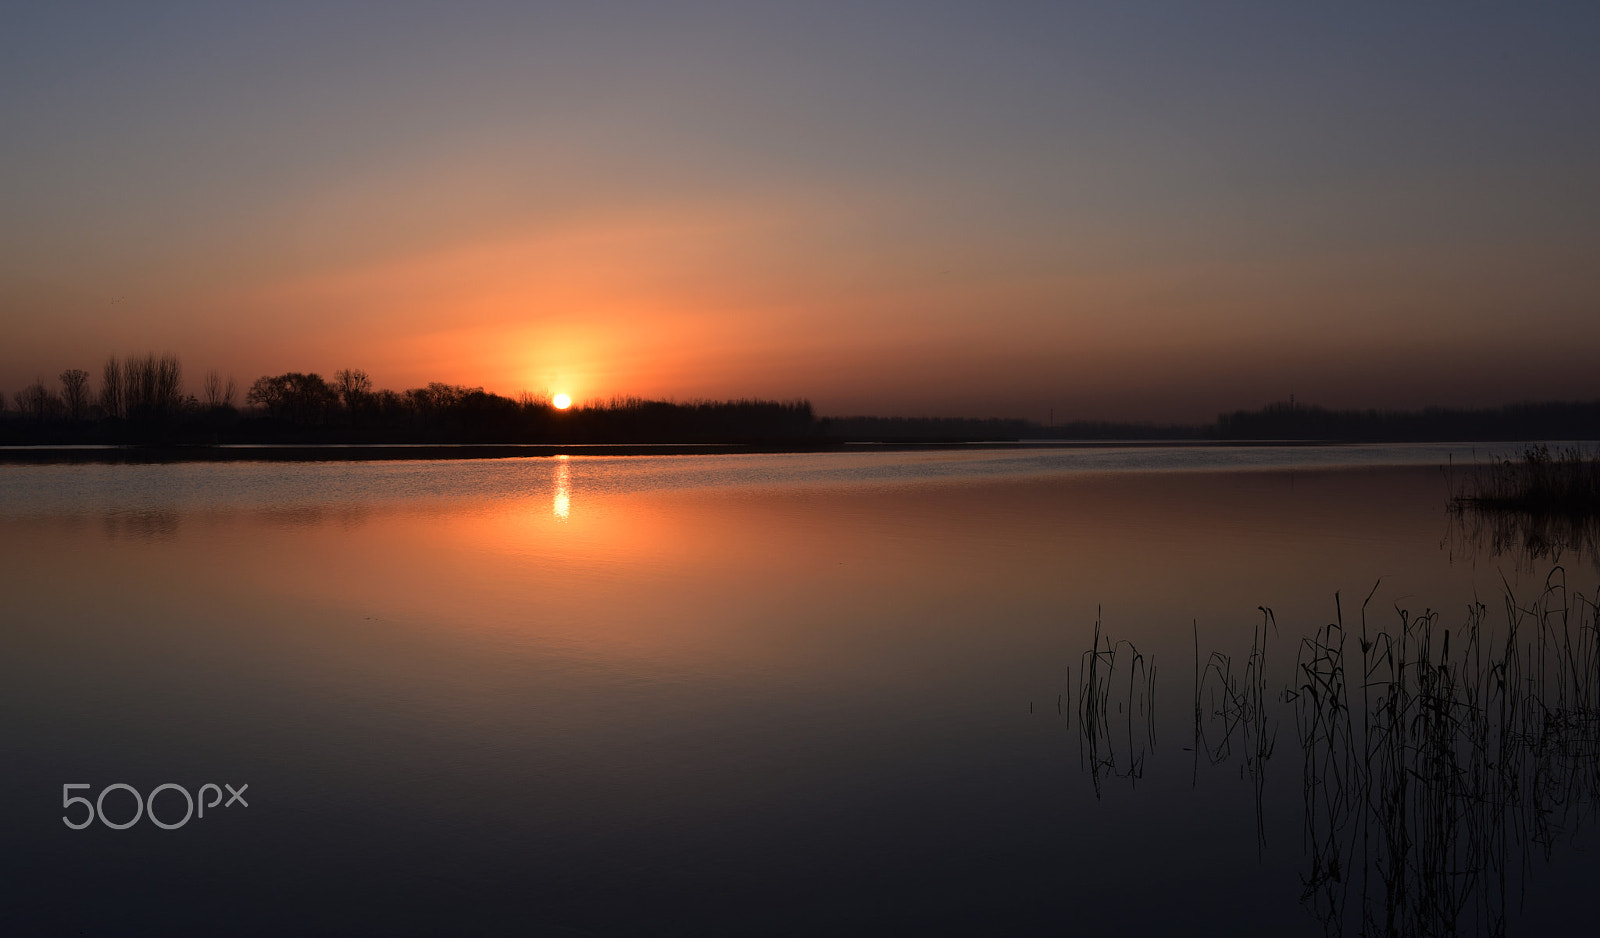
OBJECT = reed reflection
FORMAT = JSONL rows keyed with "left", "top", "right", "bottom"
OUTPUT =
{"left": 1068, "top": 613, "right": 1157, "bottom": 797}
{"left": 1446, "top": 504, "right": 1600, "bottom": 573}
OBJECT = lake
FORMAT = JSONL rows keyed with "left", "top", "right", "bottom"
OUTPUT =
{"left": 3, "top": 445, "right": 1597, "bottom": 935}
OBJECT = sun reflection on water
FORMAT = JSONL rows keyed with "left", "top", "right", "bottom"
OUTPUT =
{"left": 553, "top": 456, "right": 571, "bottom": 521}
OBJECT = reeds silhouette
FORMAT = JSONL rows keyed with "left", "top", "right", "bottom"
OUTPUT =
{"left": 1452, "top": 446, "right": 1600, "bottom": 516}
{"left": 1069, "top": 610, "right": 1157, "bottom": 796}
{"left": 1080, "top": 574, "right": 1600, "bottom": 935}
{"left": 1296, "top": 576, "right": 1600, "bottom": 936}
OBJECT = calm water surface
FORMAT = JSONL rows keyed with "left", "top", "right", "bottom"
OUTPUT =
{"left": 2, "top": 446, "right": 1595, "bottom": 935}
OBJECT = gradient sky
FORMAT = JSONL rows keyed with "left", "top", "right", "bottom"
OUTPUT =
{"left": 3, "top": 2, "right": 1598, "bottom": 421}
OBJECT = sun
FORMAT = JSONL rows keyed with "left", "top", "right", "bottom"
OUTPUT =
{"left": 552, "top": 393, "right": 572, "bottom": 410}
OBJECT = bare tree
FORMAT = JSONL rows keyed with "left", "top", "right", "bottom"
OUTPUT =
{"left": 405, "top": 382, "right": 467, "bottom": 414}
{"left": 59, "top": 369, "right": 90, "bottom": 421}
{"left": 100, "top": 356, "right": 124, "bottom": 418}
{"left": 121, "top": 352, "right": 183, "bottom": 419}
{"left": 203, "top": 369, "right": 225, "bottom": 408}
{"left": 201, "top": 369, "right": 238, "bottom": 409}
{"left": 14, "top": 378, "right": 62, "bottom": 420}
{"left": 334, "top": 368, "right": 372, "bottom": 412}
{"left": 154, "top": 353, "right": 182, "bottom": 414}
{"left": 123, "top": 354, "right": 153, "bottom": 416}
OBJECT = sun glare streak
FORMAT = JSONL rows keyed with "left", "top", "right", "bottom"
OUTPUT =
{"left": 553, "top": 456, "right": 572, "bottom": 521}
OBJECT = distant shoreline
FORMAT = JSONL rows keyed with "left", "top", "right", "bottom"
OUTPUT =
{"left": 0, "top": 438, "right": 1541, "bottom": 464}
{"left": 7, "top": 369, "right": 1597, "bottom": 449}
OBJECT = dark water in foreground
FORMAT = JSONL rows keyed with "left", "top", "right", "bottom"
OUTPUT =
{"left": 1, "top": 445, "right": 1596, "bottom": 935}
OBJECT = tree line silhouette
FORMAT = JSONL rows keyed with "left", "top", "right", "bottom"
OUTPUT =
{"left": 3, "top": 354, "right": 1597, "bottom": 445}
{"left": 1215, "top": 398, "right": 1600, "bottom": 442}
{"left": 0, "top": 353, "right": 816, "bottom": 445}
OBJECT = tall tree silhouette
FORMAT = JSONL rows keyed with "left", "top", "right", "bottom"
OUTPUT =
{"left": 100, "top": 356, "right": 124, "bottom": 419}
{"left": 120, "top": 353, "right": 183, "bottom": 420}
{"left": 334, "top": 369, "right": 372, "bottom": 416}
{"left": 202, "top": 369, "right": 237, "bottom": 409}
{"left": 59, "top": 369, "right": 90, "bottom": 421}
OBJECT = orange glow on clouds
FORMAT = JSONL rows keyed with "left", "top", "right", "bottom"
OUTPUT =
{"left": 13, "top": 169, "right": 1600, "bottom": 422}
